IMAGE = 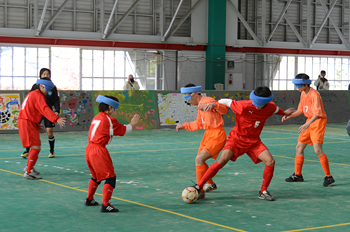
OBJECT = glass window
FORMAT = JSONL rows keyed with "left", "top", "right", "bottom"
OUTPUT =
{"left": 13, "top": 77, "right": 25, "bottom": 90}
{"left": 104, "top": 78, "right": 114, "bottom": 90}
{"left": 1, "top": 77, "right": 12, "bottom": 90}
{"left": 1, "top": 47, "right": 13, "bottom": 76}
{"left": 115, "top": 51, "right": 125, "bottom": 77}
{"left": 115, "top": 78, "right": 125, "bottom": 90}
{"left": 104, "top": 51, "right": 114, "bottom": 77}
{"left": 26, "top": 77, "right": 37, "bottom": 90}
{"left": 82, "top": 50, "right": 92, "bottom": 77}
{"left": 26, "top": 48, "right": 38, "bottom": 77}
{"left": 82, "top": 78, "right": 92, "bottom": 90}
{"left": 38, "top": 48, "right": 50, "bottom": 70}
{"left": 93, "top": 50, "right": 103, "bottom": 77}
{"left": 13, "top": 47, "right": 25, "bottom": 77}
{"left": 93, "top": 78, "right": 103, "bottom": 90}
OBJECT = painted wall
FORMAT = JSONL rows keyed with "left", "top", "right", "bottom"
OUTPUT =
{"left": 1, "top": 90, "right": 349, "bottom": 134}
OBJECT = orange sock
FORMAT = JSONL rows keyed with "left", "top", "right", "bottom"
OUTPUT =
{"left": 196, "top": 164, "right": 209, "bottom": 184}
{"left": 295, "top": 156, "right": 304, "bottom": 176}
{"left": 319, "top": 154, "right": 331, "bottom": 176}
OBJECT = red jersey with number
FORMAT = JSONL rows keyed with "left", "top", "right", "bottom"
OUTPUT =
{"left": 228, "top": 100, "right": 280, "bottom": 141}
{"left": 18, "top": 89, "right": 59, "bottom": 124}
{"left": 298, "top": 88, "right": 327, "bottom": 119}
{"left": 88, "top": 112, "right": 127, "bottom": 146}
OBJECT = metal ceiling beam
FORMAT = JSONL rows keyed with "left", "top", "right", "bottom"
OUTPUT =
{"left": 310, "top": 0, "right": 338, "bottom": 47}
{"left": 272, "top": 0, "right": 306, "bottom": 46}
{"left": 36, "top": 0, "right": 70, "bottom": 36}
{"left": 104, "top": 0, "right": 141, "bottom": 39}
{"left": 266, "top": 0, "right": 293, "bottom": 42}
{"left": 228, "top": 0, "right": 261, "bottom": 46}
{"left": 36, "top": 0, "right": 49, "bottom": 36}
{"left": 319, "top": 0, "right": 348, "bottom": 49}
{"left": 102, "top": 0, "right": 119, "bottom": 39}
{"left": 162, "top": 0, "right": 203, "bottom": 42}
{"left": 162, "top": 0, "right": 185, "bottom": 41}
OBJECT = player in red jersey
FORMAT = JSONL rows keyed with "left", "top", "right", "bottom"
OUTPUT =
{"left": 283, "top": 74, "right": 335, "bottom": 186}
{"left": 192, "top": 86, "right": 295, "bottom": 201}
{"left": 18, "top": 79, "right": 66, "bottom": 179}
{"left": 176, "top": 84, "right": 227, "bottom": 198}
{"left": 84, "top": 95, "right": 140, "bottom": 213}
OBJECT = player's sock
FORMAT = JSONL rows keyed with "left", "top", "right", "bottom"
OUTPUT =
{"left": 102, "top": 183, "right": 114, "bottom": 206}
{"left": 48, "top": 136, "right": 55, "bottom": 153}
{"left": 319, "top": 154, "right": 331, "bottom": 176}
{"left": 260, "top": 165, "right": 274, "bottom": 193}
{"left": 198, "top": 161, "right": 222, "bottom": 189}
{"left": 26, "top": 148, "right": 40, "bottom": 173}
{"left": 196, "top": 164, "right": 212, "bottom": 185}
{"left": 295, "top": 155, "right": 304, "bottom": 176}
{"left": 87, "top": 179, "right": 99, "bottom": 200}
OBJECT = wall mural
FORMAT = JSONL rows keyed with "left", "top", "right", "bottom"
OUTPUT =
{"left": 93, "top": 90, "right": 158, "bottom": 129}
{"left": 0, "top": 93, "right": 21, "bottom": 130}
{"left": 157, "top": 92, "right": 203, "bottom": 126}
{"left": 59, "top": 91, "right": 94, "bottom": 131}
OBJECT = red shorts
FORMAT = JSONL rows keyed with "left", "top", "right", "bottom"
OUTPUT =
{"left": 224, "top": 133, "right": 268, "bottom": 164}
{"left": 18, "top": 119, "right": 41, "bottom": 147}
{"left": 85, "top": 144, "right": 116, "bottom": 182}
{"left": 198, "top": 127, "right": 227, "bottom": 159}
{"left": 298, "top": 117, "right": 327, "bottom": 145}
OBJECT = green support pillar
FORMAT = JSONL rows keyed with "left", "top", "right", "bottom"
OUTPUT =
{"left": 206, "top": 0, "right": 226, "bottom": 90}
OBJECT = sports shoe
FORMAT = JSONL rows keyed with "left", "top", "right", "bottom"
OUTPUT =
{"left": 203, "top": 183, "right": 217, "bottom": 192}
{"left": 23, "top": 166, "right": 40, "bottom": 175}
{"left": 192, "top": 184, "right": 205, "bottom": 200}
{"left": 259, "top": 190, "right": 275, "bottom": 201}
{"left": 48, "top": 151, "right": 55, "bottom": 158}
{"left": 21, "top": 152, "right": 29, "bottom": 158}
{"left": 100, "top": 203, "right": 119, "bottom": 212}
{"left": 285, "top": 173, "right": 304, "bottom": 182}
{"left": 23, "top": 170, "right": 42, "bottom": 180}
{"left": 84, "top": 198, "right": 99, "bottom": 206}
{"left": 323, "top": 176, "right": 335, "bottom": 187}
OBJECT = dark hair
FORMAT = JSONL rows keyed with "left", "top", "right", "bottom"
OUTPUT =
{"left": 254, "top": 86, "right": 272, "bottom": 97}
{"left": 321, "top": 70, "right": 326, "bottom": 75}
{"left": 99, "top": 96, "right": 119, "bottom": 112}
{"left": 40, "top": 68, "right": 51, "bottom": 79}
{"left": 184, "top": 83, "right": 201, "bottom": 95}
{"left": 295, "top": 73, "right": 311, "bottom": 86}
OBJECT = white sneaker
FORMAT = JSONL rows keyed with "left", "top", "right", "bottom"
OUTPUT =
{"left": 23, "top": 170, "right": 42, "bottom": 180}
{"left": 203, "top": 183, "right": 217, "bottom": 192}
{"left": 23, "top": 166, "right": 40, "bottom": 175}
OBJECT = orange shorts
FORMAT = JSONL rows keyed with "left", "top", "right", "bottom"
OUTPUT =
{"left": 198, "top": 127, "right": 227, "bottom": 159}
{"left": 18, "top": 119, "right": 41, "bottom": 147}
{"left": 298, "top": 117, "right": 327, "bottom": 145}
{"left": 224, "top": 133, "right": 268, "bottom": 164}
{"left": 85, "top": 144, "right": 116, "bottom": 182}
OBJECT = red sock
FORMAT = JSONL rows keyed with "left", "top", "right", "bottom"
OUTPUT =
{"left": 295, "top": 156, "right": 304, "bottom": 176}
{"left": 260, "top": 165, "right": 274, "bottom": 193}
{"left": 319, "top": 154, "right": 331, "bottom": 176}
{"left": 102, "top": 183, "right": 114, "bottom": 206}
{"left": 26, "top": 148, "right": 40, "bottom": 173}
{"left": 87, "top": 179, "right": 99, "bottom": 200}
{"left": 198, "top": 161, "right": 222, "bottom": 189}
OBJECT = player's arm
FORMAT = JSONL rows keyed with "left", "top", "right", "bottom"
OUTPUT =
{"left": 114, "top": 114, "right": 140, "bottom": 135}
{"left": 282, "top": 110, "right": 302, "bottom": 122}
{"left": 198, "top": 101, "right": 228, "bottom": 114}
{"left": 178, "top": 112, "right": 202, "bottom": 132}
{"left": 299, "top": 115, "right": 318, "bottom": 134}
{"left": 37, "top": 95, "right": 65, "bottom": 126}
{"left": 52, "top": 87, "right": 60, "bottom": 115}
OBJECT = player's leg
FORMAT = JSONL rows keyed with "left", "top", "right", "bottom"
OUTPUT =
{"left": 256, "top": 149, "right": 275, "bottom": 201}
{"left": 24, "top": 145, "right": 42, "bottom": 179}
{"left": 44, "top": 117, "right": 56, "bottom": 158}
{"left": 195, "top": 150, "right": 214, "bottom": 192}
{"left": 100, "top": 176, "right": 119, "bottom": 212}
{"left": 285, "top": 136, "right": 309, "bottom": 182}
{"left": 311, "top": 118, "right": 335, "bottom": 186}
{"left": 85, "top": 177, "right": 101, "bottom": 206}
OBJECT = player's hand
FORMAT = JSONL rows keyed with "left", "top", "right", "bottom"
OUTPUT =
{"left": 284, "top": 108, "right": 296, "bottom": 117}
{"left": 176, "top": 124, "right": 184, "bottom": 132}
{"left": 130, "top": 114, "right": 140, "bottom": 129}
{"left": 299, "top": 122, "right": 310, "bottom": 134}
{"left": 38, "top": 124, "right": 46, "bottom": 133}
{"left": 57, "top": 117, "right": 66, "bottom": 127}
{"left": 282, "top": 115, "right": 290, "bottom": 122}
{"left": 54, "top": 112, "right": 59, "bottom": 116}
{"left": 198, "top": 102, "right": 216, "bottom": 112}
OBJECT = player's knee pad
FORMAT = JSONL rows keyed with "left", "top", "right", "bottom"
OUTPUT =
{"left": 105, "top": 176, "right": 116, "bottom": 188}
{"left": 91, "top": 177, "right": 101, "bottom": 185}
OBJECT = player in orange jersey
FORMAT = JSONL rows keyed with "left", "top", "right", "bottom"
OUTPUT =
{"left": 176, "top": 84, "right": 228, "bottom": 199}
{"left": 283, "top": 73, "right": 335, "bottom": 186}
{"left": 18, "top": 79, "right": 66, "bottom": 179}
{"left": 84, "top": 95, "right": 139, "bottom": 213}
{"left": 192, "top": 86, "right": 295, "bottom": 201}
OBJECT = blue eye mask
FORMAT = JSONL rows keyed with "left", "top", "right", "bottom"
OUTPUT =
{"left": 249, "top": 90, "right": 273, "bottom": 107}
{"left": 292, "top": 78, "right": 311, "bottom": 88}
{"left": 96, "top": 95, "right": 120, "bottom": 110}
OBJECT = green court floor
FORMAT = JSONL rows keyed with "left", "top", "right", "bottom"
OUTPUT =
{"left": 1, "top": 123, "right": 350, "bottom": 232}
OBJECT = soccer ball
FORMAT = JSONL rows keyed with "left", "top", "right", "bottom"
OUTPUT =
{"left": 182, "top": 187, "right": 198, "bottom": 203}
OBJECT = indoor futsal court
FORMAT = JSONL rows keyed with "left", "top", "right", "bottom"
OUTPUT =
{"left": 1, "top": 123, "right": 349, "bottom": 232}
